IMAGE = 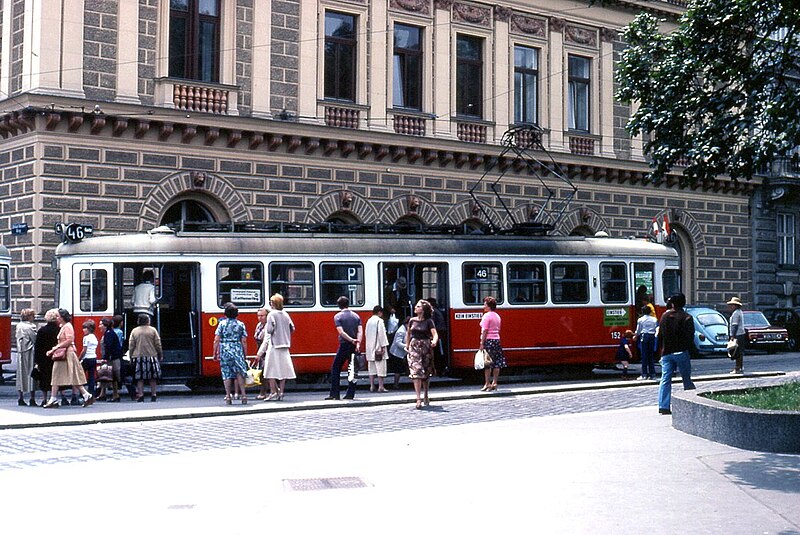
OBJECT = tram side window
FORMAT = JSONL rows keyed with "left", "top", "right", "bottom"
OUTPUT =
{"left": 320, "top": 263, "right": 365, "bottom": 307}
{"left": 217, "top": 262, "right": 264, "bottom": 307}
{"left": 462, "top": 263, "right": 503, "bottom": 305}
{"left": 0, "top": 266, "right": 9, "bottom": 312}
{"left": 269, "top": 262, "right": 314, "bottom": 307}
{"left": 600, "top": 262, "right": 628, "bottom": 303}
{"left": 634, "top": 262, "right": 656, "bottom": 308}
{"left": 508, "top": 262, "right": 546, "bottom": 304}
{"left": 662, "top": 269, "right": 681, "bottom": 301}
{"left": 551, "top": 262, "right": 589, "bottom": 304}
{"left": 79, "top": 269, "right": 108, "bottom": 312}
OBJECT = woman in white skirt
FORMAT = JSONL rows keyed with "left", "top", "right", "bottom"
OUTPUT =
{"left": 43, "top": 309, "right": 95, "bottom": 408}
{"left": 258, "top": 293, "right": 296, "bottom": 400}
{"left": 365, "top": 305, "right": 389, "bottom": 392}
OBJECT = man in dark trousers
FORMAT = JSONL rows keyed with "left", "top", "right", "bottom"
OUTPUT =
{"left": 657, "top": 293, "right": 696, "bottom": 415}
{"left": 326, "top": 296, "right": 362, "bottom": 401}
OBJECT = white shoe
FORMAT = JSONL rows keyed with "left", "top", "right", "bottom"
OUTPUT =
{"left": 43, "top": 398, "right": 60, "bottom": 408}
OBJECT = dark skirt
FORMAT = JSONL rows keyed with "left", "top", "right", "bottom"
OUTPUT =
{"left": 133, "top": 356, "right": 162, "bottom": 381}
{"left": 484, "top": 339, "right": 507, "bottom": 369}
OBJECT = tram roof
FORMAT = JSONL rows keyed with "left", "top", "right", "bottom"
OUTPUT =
{"left": 55, "top": 230, "right": 678, "bottom": 259}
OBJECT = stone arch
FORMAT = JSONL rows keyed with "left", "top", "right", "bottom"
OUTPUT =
{"left": 381, "top": 195, "right": 442, "bottom": 225}
{"left": 305, "top": 189, "right": 379, "bottom": 223}
{"left": 140, "top": 171, "right": 249, "bottom": 230}
{"left": 660, "top": 208, "right": 704, "bottom": 303}
{"left": 553, "top": 207, "right": 610, "bottom": 237}
{"left": 443, "top": 199, "right": 505, "bottom": 228}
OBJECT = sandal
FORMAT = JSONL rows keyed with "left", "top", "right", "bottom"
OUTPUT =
{"left": 241, "top": 396, "right": 248, "bottom": 405}
{"left": 256, "top": 394, "right": 266, "bottom": 400}
{"left": 224, "top": 396, "right": 232, "bottom": 405}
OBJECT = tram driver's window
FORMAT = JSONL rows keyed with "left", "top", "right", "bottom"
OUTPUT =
{"left": 217, "top": 262, "right": 264, "bottom": 307}
{"left": 320, "top": 263, "right": 365, "bottom": 307}
{"left": 508, "top": 262, "right": 546, "bottom": 304}
{"left": 269, "top": 262, "right": 314, "bottom": 307}
{"left": 0, "top": 266, "right": 9, "bottom": 312}
{"left": 662, "top": 269, "right": 681, "bottom": 301}
{"left": 462, "top": 263, "right": 503, "bottom": 305}
{"left": 79, "top": 269, "right": 108, "bottom": 312}
{"left": 600, "top": 262, "right": 628, "bottom": 303}
{"left": 550, "top": 262, "right": 589, "bottom": 304}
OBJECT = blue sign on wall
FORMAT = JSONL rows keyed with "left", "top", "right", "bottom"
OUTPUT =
{"left": 11, "top": 223, "right": 28, "bottom": 235}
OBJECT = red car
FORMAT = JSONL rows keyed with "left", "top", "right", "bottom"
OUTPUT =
{"left": 743, "top": 311, "right": 789, "bottom": 352}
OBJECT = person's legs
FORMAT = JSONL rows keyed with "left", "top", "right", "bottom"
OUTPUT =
{"left": 422, "top": 378, "right": 429, "bottom": 405}
{"left": 482, "top": 367, "right": 491, "bottom": 390}
{"left": 658, "top": 353, "right": 677, "bottom": 411}
{"left": 136, "top": 379, "right": 145, "bottom": 399}
{"left": 674, "top": 351, "right": 695, "bottom": 390}
{"left": 412, "top": 377, "right": 422, "bottom": 408}
{"left": 328, "top": 345, "right": 349, "bottom": 399}
{"left": 278, "top": 379, "right": 286, "bottom": 400}
{"left": 491, "top": 367, "right": 500, "bottom": 387}
{"left": 149, "top": 378, "right": 158, "bottom": 399}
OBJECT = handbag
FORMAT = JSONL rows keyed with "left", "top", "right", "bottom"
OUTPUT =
{"left": 245, "top": 365, "right": 263, "bottom": 387}
{"left": 474, "top": 349, "right": 486, "bottom": 370}
{"left": 726, "top": 339, "right": 738, "bottom": 360}
{"left": 354, "top": 351, "right": 367, "bottom": 372}
{"left": 51, "top": 347, "right": 67, "bottom": 361}
{"left": 96, "top": 363, "right": 114, "bottom": 382}
{"left": 484, "top": 349, "right": 494, "bottom": 366}
{"left": 373, "top": 328, "right": 385, "bottom": 361}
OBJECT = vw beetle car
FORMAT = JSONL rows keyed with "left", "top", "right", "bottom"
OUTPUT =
{"left": 685, "top": 306, "right": 729, "bottom": 356}
{"left": 742, "top": 311, "right": 789, "bottom": 352}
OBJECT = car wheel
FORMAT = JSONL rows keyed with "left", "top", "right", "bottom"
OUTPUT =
{"left": 786, "top": 337, "right": 797, "bottom": 351}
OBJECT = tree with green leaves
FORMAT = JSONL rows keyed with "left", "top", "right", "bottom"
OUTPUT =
{"left": 616, "top": 0, "right": 799, "bottom": 184}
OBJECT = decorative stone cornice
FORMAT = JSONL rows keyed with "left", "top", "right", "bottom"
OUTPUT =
{"left": 510, "top": 13, "right": 546, "bottom": 38}
{"left": 564, "top": 24, "right": 598, "bottom": 47}
{"left": 11, "top": 107, "right": 752, "bottom": 196}
{"left": 389, "top": 0, "right": 431, "bottom": 16}
{"left": 452, "top": 2, "right": 491, "bottom": 26}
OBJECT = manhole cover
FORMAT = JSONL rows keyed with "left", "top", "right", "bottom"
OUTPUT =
{"left": 283, "top": 477, "right": 368, "bottom": 491}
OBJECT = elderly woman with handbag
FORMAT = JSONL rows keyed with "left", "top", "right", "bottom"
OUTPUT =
{"left": 365, "top": 305, "right": 389, "bottom": 393}
{"left": 15, "top": 308, "right": 37, "bottom": 406}
{"left": 257, "top": 294, "right": 296, "bottom": 401}
{"left": 43, "top": 309, "right": 95, "bottom": 408}
{"left": 214, "top": 302, "right": 248, "bottom": 405}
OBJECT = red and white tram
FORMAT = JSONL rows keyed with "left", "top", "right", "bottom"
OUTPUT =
{"left": 0, "top": 244, "right": 11, "bottom": 367}
{"left": 53, "top": 226, "right": 680, "bottom": 383}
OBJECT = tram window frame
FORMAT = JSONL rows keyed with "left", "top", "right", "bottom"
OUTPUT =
{"left": 462, "top": 263, "right": 503, "bottom": 305}
{"left": 550, "top": 262, "right": 589, "bottom": 304}
{"left": 507, "top": 262, "right": 546, "bottom": 304}
{"left": 0, "top": 266, "right": 9, "bottom": 312}
{"left": 320, "top": 262, "right": 365, "bottom": 307}
{"left": 79, "top": 269, "right": 109, "bottom": 312}
{"left": 217, "top": 262, "right": 264, "bottom": 308}
{"left": 269, "top": 262, "right": 315, "bottom": 307}
{"left": 600, "top": 262, "right": 628, "bottom": 303}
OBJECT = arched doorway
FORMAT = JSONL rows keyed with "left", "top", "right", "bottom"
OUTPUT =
{"left": 672, "top": 229, "right": 695, "bottom": 304}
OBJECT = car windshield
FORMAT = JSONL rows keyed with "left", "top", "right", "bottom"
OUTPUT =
{"left": 696, "top": 313, "right": 726, "bottom": 327}
{"left": 743, "top": 312, "right": 771, "bottom": 328}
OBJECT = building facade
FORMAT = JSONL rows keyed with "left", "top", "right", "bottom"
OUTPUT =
{"left": 0, "top": 0, "right": 769, "bottom": 314}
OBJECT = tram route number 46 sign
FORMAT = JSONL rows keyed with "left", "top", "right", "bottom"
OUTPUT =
{"left": 604, "top": 307, "right": 630, "bottom": 327}
{"left": 54, "top": 222, "right": 94, "bottom": 243}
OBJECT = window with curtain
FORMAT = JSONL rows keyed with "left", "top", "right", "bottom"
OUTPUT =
{"left": 567, "top": 55, "right": 590, "bottom": 132}
{"left": 324, "top": 11, "right": 357, "bottom": 101}
{"left": 169, "top": 0, "right": 220, "bottom": 83}
{"left": 456, "top": 35, "right": 483, "bottom": 117}
{"left": 778, "top": 212, "right": 796, "bottom": 265}
{"left": 514, "top": 45, "right": 538, "bottom": 124}
{"left": 393, "top": 24, "right": 422, "bottom": 110}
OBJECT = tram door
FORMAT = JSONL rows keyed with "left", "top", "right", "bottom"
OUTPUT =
{"left": 116, "top": 263, "right": 201, "bottom": 381}
{"left": 381, "top": 262, "right": 449, "bottom": 370}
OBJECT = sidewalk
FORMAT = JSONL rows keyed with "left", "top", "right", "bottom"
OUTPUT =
{"left": 0, "top": 370, "right": 788, "bottom": 430}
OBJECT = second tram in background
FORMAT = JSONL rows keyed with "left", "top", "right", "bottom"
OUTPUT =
{"left": 53, "top": 224, "right": 680, "bottom": 384}
{"left": 0, "top": 244, "right": 11, "bottom": 373}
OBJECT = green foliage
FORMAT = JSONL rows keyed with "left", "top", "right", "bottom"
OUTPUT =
{"left": 705, "top": 381, "right": 800, "bottom": 411}
{"left": 616, "top": 0, "right": 800, "bottom": 184}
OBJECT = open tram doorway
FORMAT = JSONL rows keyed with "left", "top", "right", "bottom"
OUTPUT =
{"left": 381, "top": 262, "right": 450, "bottom": 374}
{"left": 115, "top": 263, "right": 201, "bottom": 381}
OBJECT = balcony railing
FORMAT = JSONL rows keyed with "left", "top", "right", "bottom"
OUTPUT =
{"left": 155, "top": 78, "right": 239, "bottom": 115}
{"left": 324, "top": 104, "right": 360, "bottom": 129}
{"left": 568, "top": 133, "right": 598, "bottom": 156}
{"left": 392, "top": 113, "right": 426, "bottom": 136}
{"left": 456, "top": 120, "right": 488, "bottom": 143}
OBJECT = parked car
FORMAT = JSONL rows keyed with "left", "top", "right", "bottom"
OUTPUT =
{"left": 685, "top": 306, "right": 729, "bottom": 356}
{"left": 742, "top": 311, "right": 789, "bottom": 352}
{"left": 761, "top": 307, "right": 800, "bottom": 351}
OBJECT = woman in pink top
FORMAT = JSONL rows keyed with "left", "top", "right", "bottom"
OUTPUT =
{"left": 479, "top": 296, "right": 506, "bottom": 391}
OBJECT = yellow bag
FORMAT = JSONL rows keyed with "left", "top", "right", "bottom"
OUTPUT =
{"left": 245, "top": 366, "right": 262, "bottom": 387}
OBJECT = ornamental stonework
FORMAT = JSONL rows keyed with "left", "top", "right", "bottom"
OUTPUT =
{"left": 389, "top": 0, "right": 431, "bottom": 16}
{"left": 452, "top": 2, "right": 491, "bottom": 27}
{"left": 494, "top": 6, "right": 511, "bottom": 22}
{"left": 510, "top": 13, "right": 546, "bottom": 38}
{"left": 433, "top": 0, "right": 453, "bottom": 10}
{"left": 549, "top": 17, "right": 566, "bottom": 33}
{"left": 565, "top": 25, "right": 598, "bottom": 47}
{"left": 600, "top": 27, "right": 618, "bottom": 43}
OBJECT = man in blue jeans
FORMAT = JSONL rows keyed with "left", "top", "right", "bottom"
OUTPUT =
{"left": 326, "top": 296, "right": 362, "bottom": 400}
{"left": 657, "top": 293, "right": 696, "bottom": 415}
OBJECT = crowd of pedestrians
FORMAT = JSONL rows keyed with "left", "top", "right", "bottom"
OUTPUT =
{"left": 10, "top": 291, "right": 743, "bottom": 415}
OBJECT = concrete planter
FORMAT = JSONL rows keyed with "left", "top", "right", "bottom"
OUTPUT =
{"left": 672, "top": 387, "right": 800, "bottom": 454}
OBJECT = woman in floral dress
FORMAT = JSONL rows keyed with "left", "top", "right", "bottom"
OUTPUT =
{"left": 405, "top": 299, "right": 438, "bottom": 409}
{"left": 214, "top": 302, "right": 249, "bottom": 405}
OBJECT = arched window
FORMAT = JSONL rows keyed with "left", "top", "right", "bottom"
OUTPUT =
{"left": 570, "top": 225, "right": 594, "bottom": 237}
{"left": 160, "top": 199, "right": 216, "bottom": 228}
{"left": 326, "top": 211, "right": 361, "bottom": 225}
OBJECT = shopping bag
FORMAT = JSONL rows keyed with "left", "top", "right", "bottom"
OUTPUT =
{"left": 245, "top": 366, "right": 262, "bottom": 387}
{"left": 474, "top": 349, "right": 486, "bottom": 370}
